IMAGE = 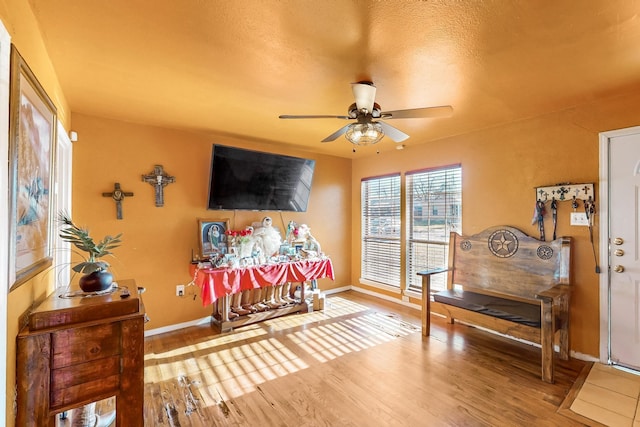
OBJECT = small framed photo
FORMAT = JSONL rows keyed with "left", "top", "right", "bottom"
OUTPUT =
{"left": 198, "top": 218, "right": 230, "bottom": 258}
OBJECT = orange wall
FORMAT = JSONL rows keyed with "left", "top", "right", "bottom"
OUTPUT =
{"left": 0, "top": 0, "right": 70, "bottom": 128}
{"left": 70, "top": 113, "right": 351, "bottom": 330}
{"left": 352, "top": 90, "right": 640, "bottom": 357}
{"left": 0, "top": 3, "right": 70, "bottom": 426}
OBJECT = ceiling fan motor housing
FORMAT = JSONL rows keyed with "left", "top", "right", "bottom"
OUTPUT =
{"left": 348, "top": 102, "right": 382, "bottom": 119}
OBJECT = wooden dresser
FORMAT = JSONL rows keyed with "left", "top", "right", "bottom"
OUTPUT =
{"left": 16, "top": 279, "right": 145, "bottom": 426}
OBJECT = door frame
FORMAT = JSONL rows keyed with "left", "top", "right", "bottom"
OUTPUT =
{"left": 598, "top": 125, "right": 640, "bottom": 363}
{"left": 0, "top": 19, "right": 11, "bottom": 423}
{"left": 54, "top": 121, "right": 73, "bottom": 288}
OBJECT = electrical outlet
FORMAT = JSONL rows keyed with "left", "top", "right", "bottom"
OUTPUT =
{"left": 570, "top": 212, "right": 589, "bottom": 226}
{"left": 176, "top": 284, "right": 185, "bottom": 297}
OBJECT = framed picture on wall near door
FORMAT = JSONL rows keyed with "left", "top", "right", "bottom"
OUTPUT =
{"left": 7, "top": 45, "right": 57, "bottom": 291}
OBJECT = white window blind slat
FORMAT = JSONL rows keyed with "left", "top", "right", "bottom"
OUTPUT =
{"left": 361, "top": 174, "right": 401, "bottom": 287}
{"left": 406, "top": 166, "right": 462, "bottom": 292}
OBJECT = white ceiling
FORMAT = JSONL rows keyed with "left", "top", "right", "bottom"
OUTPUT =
{"left": 28, "top": 0, "right": 640, "bottom": 158}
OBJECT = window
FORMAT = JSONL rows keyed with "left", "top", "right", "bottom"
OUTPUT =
{"left": 406, "top": 165, "right": 462, "bottom": 293}
{"left": 361, "top": 174, "right": 401, "bottom": 287}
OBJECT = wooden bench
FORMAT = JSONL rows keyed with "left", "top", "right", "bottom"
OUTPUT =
{"left": 418, "top": 225, "right": 571, "bottom": 383}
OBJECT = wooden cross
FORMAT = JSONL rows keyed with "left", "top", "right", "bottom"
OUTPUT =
{"left": 142, "top": 165, "right": 175, "bottom": 207}
{"left": 102, "top": 182, "right": 134, "bottom": 220}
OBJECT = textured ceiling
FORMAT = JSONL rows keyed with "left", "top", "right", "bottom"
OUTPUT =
{"left": 28, "top": 0, "right": 640, "bottom": 158}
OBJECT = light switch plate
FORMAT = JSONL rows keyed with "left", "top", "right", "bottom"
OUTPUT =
{"left": 570, "top": 212, "right": 589, "bottom": 226}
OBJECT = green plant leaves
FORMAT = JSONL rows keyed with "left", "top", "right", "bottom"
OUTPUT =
{"left": 57, "top": 212, "right": 122, "bottom": 271}
{"left": 72, "top": 260, "right": 110, "bottom": 274}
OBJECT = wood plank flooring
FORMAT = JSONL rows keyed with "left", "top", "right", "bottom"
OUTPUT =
{"left": 143, "top": 290, "right": 588, "bottom": 426}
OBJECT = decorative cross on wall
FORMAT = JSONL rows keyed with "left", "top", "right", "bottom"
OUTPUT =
{"left": 142, "top": 165, "right": 176, "bottom": 207}
{"left": 102, "top": 182, "right": 134, "bottom": 220}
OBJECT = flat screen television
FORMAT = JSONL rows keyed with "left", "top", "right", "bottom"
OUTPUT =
{"left": 207, "top": 145, "right": 316, "bottom": 212}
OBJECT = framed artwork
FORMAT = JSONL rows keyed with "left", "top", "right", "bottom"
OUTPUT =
{"left": 198, "top": 218, "right": 230, "bottom": 259}
{"left": 8, "top": 45, "right": 57, "bottom": 291}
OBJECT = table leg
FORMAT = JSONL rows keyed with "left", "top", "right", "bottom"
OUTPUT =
{"left": 220, "top": 295, "right": 230, "bottom": 322}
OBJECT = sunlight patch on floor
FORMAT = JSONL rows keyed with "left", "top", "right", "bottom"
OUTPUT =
{"left": 146, "top": 336, "right": 310, "bottom": 399}
{"left": 144, "top": 324, "right": 267, "bottom": 361}
{"left": 145, "top": 299, "right": 420, "bottom": 402}
{"left": 261, "top": 296, "right": 370, "bottom": 331}
{"left": 287, "top": 312, "right": 420, "bottom": 363}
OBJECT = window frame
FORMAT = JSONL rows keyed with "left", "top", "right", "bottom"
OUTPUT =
{"left": 405, "top": 165, "right": 462, "bottom": 295}
{"left": 360, "top": 173, "right": 402, "bottom": 289}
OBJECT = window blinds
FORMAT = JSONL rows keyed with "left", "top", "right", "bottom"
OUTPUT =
{"left": 361, "top": 174, "right": 401, "bottom": 287}
{"left": 406, "top": 166, "right": 462, "bottom": 291}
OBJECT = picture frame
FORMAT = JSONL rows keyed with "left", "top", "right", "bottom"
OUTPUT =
{"left": 198, "top": 218, "right": 230, "bottom": 259}
{"left": 8, "top": 45, "right": 57, "bottom": 291}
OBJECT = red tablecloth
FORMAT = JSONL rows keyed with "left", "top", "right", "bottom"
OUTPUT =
{"left": 190, "top": 259, "right": 335, "bottom": 306}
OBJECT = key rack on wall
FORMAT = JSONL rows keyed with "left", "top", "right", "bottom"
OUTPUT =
{"left": 533, "top": 182, "right": 599, "bottom": 272}
{"left": 535, "top": 183, "right": 595, "bottom": 202}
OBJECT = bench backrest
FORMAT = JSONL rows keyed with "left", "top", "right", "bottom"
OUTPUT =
{"left": 447, "top": 226, "right": 571, "bottom": 302}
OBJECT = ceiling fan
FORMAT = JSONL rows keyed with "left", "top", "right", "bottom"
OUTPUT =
{"left": 279, "top": 81, "right": 453, "bottom": 146}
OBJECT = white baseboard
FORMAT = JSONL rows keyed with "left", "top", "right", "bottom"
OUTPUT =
{"left": 571, "top": 351, "right": 599, "bottom": 362}
{"left": 351, "top": 285, "right": 421, "bottom": 310}
{"left": 144, "top": 285, "right": 352, "bottom": 337}
{"left": 322, "top": 285, "right": 352, "bottom": 295}
{"left": 144, "top": 316, "right": 211, "bottom": 337}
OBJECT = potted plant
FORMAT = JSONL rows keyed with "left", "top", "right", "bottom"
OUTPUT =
{"left": 57, "top": 212, "right": 122, "bottom": 292}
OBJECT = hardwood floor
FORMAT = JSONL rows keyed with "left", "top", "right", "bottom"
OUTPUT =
{"left": 143, "top": 290, "right": 588, "bottom": 426}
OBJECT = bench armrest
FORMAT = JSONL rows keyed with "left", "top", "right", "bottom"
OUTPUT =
{"left": 418, "top": 268, "right": 451, "bottom": 337}
{"left": 535, "top": 284, "right": 571, "bottom": 303}
{"left": 417, "top": 267, "right": 451, "bottom": 277}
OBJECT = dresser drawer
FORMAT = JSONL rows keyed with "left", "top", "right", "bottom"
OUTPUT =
{"left": 50, "top": 356, "right": 120, "bottom": 409}
{"left": 52, "top": 322, "right": 121, "bottom": 369}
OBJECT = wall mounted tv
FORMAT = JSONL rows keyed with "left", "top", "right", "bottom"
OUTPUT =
{"left": 207, "top": 145, "right": 316, "bottom": 212}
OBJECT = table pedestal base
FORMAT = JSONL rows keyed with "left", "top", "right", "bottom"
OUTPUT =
{"left": 211, "top": 299, "right": 308, "bottom": 332}
{"left": 211, "top": 281, "right": 310, "bottom": 332}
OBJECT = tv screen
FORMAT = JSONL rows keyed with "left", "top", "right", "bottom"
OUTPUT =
{"left": 207, "top": 145, "right": 315, "bottom": 212}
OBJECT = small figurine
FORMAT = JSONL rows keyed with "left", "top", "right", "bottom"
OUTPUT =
{"left": 297, "top": 224, "right": 322, "bottom": 258}
{"left": 286, "top": 220, "right": 297, "bottom": 243}
{"left": 253, "top": 216, "right": 282, "bottom": 258}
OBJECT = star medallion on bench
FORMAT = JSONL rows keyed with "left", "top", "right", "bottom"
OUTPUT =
{"left": 460, "top": 240, "right": 472, "bottom": 251}
{"left": 488, "top": 230, "right": 519, "bottom": 258}
{"left": 536, "top": 245, "right": 554, "bottom": 260}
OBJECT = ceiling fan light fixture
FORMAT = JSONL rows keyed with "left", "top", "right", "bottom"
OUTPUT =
{"left": 345, "top": 122, "right": 384, "bottom": 146}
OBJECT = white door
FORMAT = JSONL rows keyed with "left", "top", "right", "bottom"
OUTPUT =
{"left": 600, "top": 127, "right": 640, "bottom": 371}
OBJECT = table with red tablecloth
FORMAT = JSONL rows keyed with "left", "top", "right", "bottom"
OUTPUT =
{"left": 190, "top": 258, "right": 334, "bottom": 331}
{"left": 190, "top": 258, "right": 334, "bottom": 306}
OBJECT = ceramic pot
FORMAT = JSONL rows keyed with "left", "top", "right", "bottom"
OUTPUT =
{"left": 79, "top": 271, "right": 113, "bottom": 292}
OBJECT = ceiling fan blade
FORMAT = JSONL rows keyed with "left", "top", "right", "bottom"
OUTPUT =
{"left": 378, "top": 121, "right": 410, "bottom": 142}
{"left": 382, "top": 105, "right": 453, "bottom": 119}
{"left": 279, "top": 114, "right": 351, "bottom": 119}
{"left": 321, "top": 124, "right": 351, "bottom": 142}
{"left": 351, "top": 82, "right": 376, "bottom": 113}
